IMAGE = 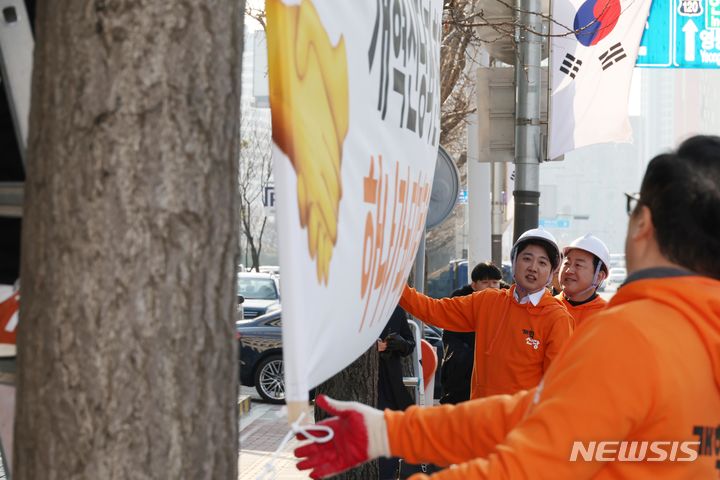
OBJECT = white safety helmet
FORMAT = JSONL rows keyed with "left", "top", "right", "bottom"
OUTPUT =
{"left": 561, "top": 234, "right": 610, "bottom": 296}
{"left": 562, "top": 234, "right": 610, "bottom": 275}
{"left": 510, "top": 227, "right": 561, "bottom": 286}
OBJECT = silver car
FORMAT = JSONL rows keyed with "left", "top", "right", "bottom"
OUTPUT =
{"left": 237, "top": 272, "right": 281, "bottom": 319}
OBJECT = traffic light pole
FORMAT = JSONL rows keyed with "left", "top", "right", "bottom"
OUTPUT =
{"left": 512, "top": 0, "right": 544, "bottom": 242}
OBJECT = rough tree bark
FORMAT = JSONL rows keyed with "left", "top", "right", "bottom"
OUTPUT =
{"left": 314, "top": 346, "right": 379, "bottom": 479}
{"left": 14, "top": 1, "right": 244, "bottom": 479}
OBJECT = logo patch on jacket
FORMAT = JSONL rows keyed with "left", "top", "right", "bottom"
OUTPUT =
{"left": 523, "top": 329, "right": 540, "bottom": 349}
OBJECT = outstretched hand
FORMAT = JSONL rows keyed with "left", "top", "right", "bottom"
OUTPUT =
{"left": 294, "top": 395, "right": 389, "bottom": 479}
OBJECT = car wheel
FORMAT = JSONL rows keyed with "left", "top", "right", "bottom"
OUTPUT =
{"left": 254, "top": 354, "right": 285, "bottom": 404}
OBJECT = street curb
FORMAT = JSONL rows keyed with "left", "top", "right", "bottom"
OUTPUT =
{"left": 238, "top": 394, "right": 252, "bottom": 417}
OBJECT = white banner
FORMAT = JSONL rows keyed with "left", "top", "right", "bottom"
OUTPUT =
{"left": 267, "top": 0, "right": 442, "bottom": 402}
{"left": 549, "top": 0, "right": 652, "bottom": 159}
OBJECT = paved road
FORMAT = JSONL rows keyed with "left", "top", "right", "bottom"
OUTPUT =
{"left": 239, "top": 387, "right": 311, "bottom": 480}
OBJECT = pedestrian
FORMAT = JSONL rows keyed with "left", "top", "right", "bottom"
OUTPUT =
{"left": 401, "top": 227, "right": 574, "bottom": 399}
{"left": 294, "top": 135, "right": 720, "bottom": 479}
{"left": 377, "top": 306, "right": 415, "bottom": 479}
{"left": 440, "top": 262, "right": 502, "bottom": 405}
{"left": 556, "top": 234, "right": 610, "bottom": 326}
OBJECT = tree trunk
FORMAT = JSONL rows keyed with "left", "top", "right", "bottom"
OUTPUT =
{"left": 15, "top": 1, "right": 244, "bottom": 479}
{"left": 315, "top": 346, "right": 379, "bottom": 479}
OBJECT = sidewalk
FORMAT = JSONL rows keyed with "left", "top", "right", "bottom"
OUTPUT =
{"left": 238, "top": 401, "right": 312, "bottom": 480}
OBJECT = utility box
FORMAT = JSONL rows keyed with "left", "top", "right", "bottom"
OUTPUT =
{"left": 475, "top": 66, "right": 551, "bottom": 163}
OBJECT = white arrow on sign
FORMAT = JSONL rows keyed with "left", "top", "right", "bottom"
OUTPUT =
{"left": 682, "top": 19, "right": 699, "bottom": 62}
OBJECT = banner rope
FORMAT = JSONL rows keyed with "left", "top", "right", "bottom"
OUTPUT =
{"left": 255, "top": 411, "right": 334, "bottom": 480}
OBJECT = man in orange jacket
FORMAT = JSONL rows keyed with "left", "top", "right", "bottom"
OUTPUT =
{"left": 399, "top": 228, "right": 574, "bottom": 399}
{"left": 294, "top": 135, "right": 720, "bottom": 479}
{"left": 556, "top": 234, "right": 610, "bottom": 326}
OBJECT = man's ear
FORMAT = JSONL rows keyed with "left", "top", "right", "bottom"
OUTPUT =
{"left": 597, "top": 269, "right": 608, "bottom": 284}
{"left": 629, "top": 205, "right": 655, "bottom": 241}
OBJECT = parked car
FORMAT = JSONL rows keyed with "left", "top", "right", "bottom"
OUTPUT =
{"left": 603, "top": 267, "right": 628, "bottom": 292}
{"left": 236, "top": 310, "right": 444, "bottom": 403}
{"left": 258, "top": 265, "right": 280, "bottom": 275}
{"left": 237, "top": 272, "right": 281, "bottom": 319}
{"left": 237, "top": 310, "right": 284, "bottom": 403}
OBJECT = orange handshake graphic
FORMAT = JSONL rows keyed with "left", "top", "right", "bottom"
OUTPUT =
{"left": 267, "top": 0, "right": 349, "bottom": 285}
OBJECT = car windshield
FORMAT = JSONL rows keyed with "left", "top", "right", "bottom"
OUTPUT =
{"left": 238, "top": 278, "right": 278, "bottom": 300}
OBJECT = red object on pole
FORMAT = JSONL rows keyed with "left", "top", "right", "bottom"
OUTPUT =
{"left": 0, "top": 291, "right": 19, "bottom": 357}
{"left": 420, "top": 339, "right": 437, "bottom": 388}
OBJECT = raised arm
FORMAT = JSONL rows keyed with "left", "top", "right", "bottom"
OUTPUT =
{"left": 399, "top": 285, "right": 480, "bottom": 332}
{"left": 386, "top": 389, "right": 535, "bottom": 466}
{"left": 296, "top": 315, "right": 658, "bottom": 480}
{"left": 396, "top": 315, "right": 659, "bottom": 480}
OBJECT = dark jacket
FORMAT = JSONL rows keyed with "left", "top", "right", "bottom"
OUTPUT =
{"left": 378, "top": 306, "right": 415, "bottom": 411}
{"left": 439, "top": 285, "right": 475, "bottom": 404}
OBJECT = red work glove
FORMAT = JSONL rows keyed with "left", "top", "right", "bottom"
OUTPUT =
{"left": 294, "top": 394, "right": 390, "bottom": 479}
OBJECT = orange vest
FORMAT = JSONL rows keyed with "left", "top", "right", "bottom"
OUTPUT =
{"left": 387, "top": 275, "right": 720, "bottom": 479}
{"left": 400, "top": 285, "right": 574, "bottom": 399}
{"left": 556, "top": 292, "right": 607, "bottom": 327}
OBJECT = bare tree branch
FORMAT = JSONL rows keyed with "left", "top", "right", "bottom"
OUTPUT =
{"left": 245, "top": 5, "right": 267, "bottom": 31}
{"left": 238, "top": 111, "right": 272, "bottom": 270}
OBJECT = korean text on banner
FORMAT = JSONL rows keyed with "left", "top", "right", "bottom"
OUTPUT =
{"left": 549, "top": 0, "right": 652, "bottom": 159}
{"left": 266, "top": 0, "right": 442, "bottom": 404}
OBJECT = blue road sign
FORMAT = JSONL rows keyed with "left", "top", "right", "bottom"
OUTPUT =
{"left": 637, "top": 0, "right": 720, "bottom": 68}
{"left": 539, "top": 218, "right": 571, "bottom": 229}
{"left": 637, "top": 0, "right": 674, "bottom": 66}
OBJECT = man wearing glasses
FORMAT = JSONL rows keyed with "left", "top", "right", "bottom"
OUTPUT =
{"left": 625, "top": 191, "right": 641, "bottom": 216}
{"left": 293, "top": 135, "right": 720, "bottom": 479}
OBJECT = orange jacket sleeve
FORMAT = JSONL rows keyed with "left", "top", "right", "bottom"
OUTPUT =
{"left": 386, "top": 389, "right": 535, "bottom": 466}
{"left": 399, "top": 285, "right": 480, "bottom": 332}
{"left": 386, "top": 310, "right": 661, "bottom": 479}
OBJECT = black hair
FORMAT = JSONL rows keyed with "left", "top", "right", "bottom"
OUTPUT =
{"left": 593, "top": 256, "right": 610, "bottom": 275}
{"left": 638, "top": 135, "right": 720, "bottom": 279}
{"left": 471, "top": 262, "right": 502, "bottom": 282}
{"left": 516, "top": 239, "right": 560, "bottom": 271}
{"left": 565, "top": 246, "right": 606, "bottom": 274}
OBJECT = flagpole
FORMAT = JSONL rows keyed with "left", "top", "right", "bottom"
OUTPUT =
{"left": 412, "top": 234, "right": 426, "bottom": 340}
{"left": 512, "top": 0, "right": 544, "bottom": 240}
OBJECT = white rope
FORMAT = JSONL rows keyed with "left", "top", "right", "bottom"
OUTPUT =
{"left": 255, "top": 410, "right": 334, "bottom": 480}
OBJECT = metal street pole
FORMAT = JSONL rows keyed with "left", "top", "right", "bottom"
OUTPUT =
{"left": 412, "top": 233, "right": 426, "bottom": 339}
{"left": 413, "top": 233, "right": 426, "bottom": 295}
{"left": 491, "top": 159, "right": 504, "bottom": 266}
{"left": 513, "top": 0, "right": 544, "bottom": 241}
